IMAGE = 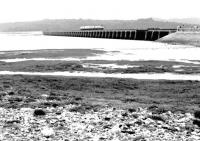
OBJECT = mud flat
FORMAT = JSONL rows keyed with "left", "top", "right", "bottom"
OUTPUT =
{"left": 158, "top": 32, "right": 200, "bottom": 47}
{"left": 1, "top": 60, "right": 200, "bottom": 74}
{"left": 1, "top": 75, "right": 200, "bottom": 112}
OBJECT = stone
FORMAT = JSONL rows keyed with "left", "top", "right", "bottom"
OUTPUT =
{"left": 33, "top": 109, "right": 46, "bottom": 116}
{"left": 0, "top": 105, "right": 200, "bottom": 140}
{"left": 193, "top": 119, "right": 200, "bottom": 127}
{"left": 104, "top": 117, "right": 111, "bottom": 121}
{"left": 121, "top": 130, "right": 135, "bottom": 134}
{"left": 148, "top": 115, "right": 165, "bottom": 122}
{"left": 121, "top": 112, "right": 128, "bottom": 117}
{"left": 41, "top": 126, "right": 54, "bottom": 137}
{"left": 185, "top": 113, "right": 193, "bottom": 119}
{"left": 194, "top": 111, "right": 200, "bottom": 119}
{"left": 128, "top": 108, "right": 136, "bottom": 113}
{"left": 132, "top": 135, "right": 146, "bottom": 141}
{"left": 8, "top": 91, "right": 15, "bottom": 95}
{"left": 109, "top": 124, "right": 121, "bottom": 133}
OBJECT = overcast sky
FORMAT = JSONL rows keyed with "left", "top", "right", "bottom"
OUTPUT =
{"left": 0, "top": 0, "right": 199, "bottom": 23}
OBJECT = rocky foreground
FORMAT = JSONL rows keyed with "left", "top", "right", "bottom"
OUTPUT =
{"left": 1, "top": 75, "right": 200, "bottom": 140}
{"left": 0, "top": 105, "right": 200, "bottom": 141}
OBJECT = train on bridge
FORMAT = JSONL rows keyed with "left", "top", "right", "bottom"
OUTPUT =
{"left": 80, "top": 26, "right": 104, "bottom": 30}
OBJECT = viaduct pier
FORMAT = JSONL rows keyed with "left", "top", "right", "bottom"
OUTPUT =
{"left": 43, "top": 29, "right": 177, "bottom": 41}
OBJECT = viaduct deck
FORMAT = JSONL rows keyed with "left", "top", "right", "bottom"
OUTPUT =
{"left": 43, "top": 29, "right": 177, "bottom": 41}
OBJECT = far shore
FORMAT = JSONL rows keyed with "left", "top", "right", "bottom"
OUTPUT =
{"left": 158, "top": 31, "right": 200, "bottom": 47}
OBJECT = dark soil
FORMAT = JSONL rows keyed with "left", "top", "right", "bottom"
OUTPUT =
{"left": 0, "top": 75, "right": 200, "bottom": 113}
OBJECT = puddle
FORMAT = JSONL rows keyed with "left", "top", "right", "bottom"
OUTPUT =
{"left": 0, "top": 71, "right": 199, "bottom": 81}
{"left": 82, "top": 63, "right": 137, "bottom": 69}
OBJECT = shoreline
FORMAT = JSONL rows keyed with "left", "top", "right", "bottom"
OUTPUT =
{"left": 158, "top": 32, "right": 200, "bottom": 47}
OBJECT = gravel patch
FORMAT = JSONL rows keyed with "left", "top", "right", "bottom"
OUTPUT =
{"left": 0, "top": 105, "right": 199, "bottom": 140}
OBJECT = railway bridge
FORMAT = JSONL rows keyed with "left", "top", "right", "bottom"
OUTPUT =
{"left": 43, "top": 29, "right": 176, "bottom": 41}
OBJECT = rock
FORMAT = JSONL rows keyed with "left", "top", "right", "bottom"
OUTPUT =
{"left": 135, "top": 120, "right": 143, "bottom": 125}
{"left": 132, "top": 135, "right": 146, "bottom": 141}
{"left": 8, "top": 91, "right": 15, "bottom": 95}
{"left": 189, "top": 135, "right": 200, "bottom": 140}
{"left": 144, "top": 118, "right": 155, "bottom": 125}
{"left": 193, "top": 119, "right": 200, "bottom": 127}
{"left": 92, "top": 135, "right": 100, "bottom": 141}
{"left": 162, "top": 126, "right": 179, "bottom": 132}
{"left": 103, "top": 124, "right": 112, "bottom": 129}
{"left": 128, "top": 108, "right": 136, "bottom": 113}
{"left": 185, "top": 113, "right": 193, "bottom": 119}
{"left": 0, "top": 134, "right": 3, "bottom": 140}
{"left": 41, "top": 126, "right": 54, "bottom": 137}
{"left": 194, "top": 111, "right": 200, "bottom": 119}
{"left": 56, "top": 112, "right": 62, "bottom": 115}
{"left": 104, "top": 117, "right": 111, "bottom": 121}
{"left": 131, "top": 114, "right": 139, "bottom": 119}
{"left": 33, "top": 109, "right": 46, "bottom": 116}
{"left": 122, "top": 112, "right": 128, "bottom": 117}
{"left": 148, "top": 105, "right": 158, "bottom": 110}
{"left": 41, "top": 94, "right": 48, "bottom": 98}
{"left": 0, "top": 92, "right": 7, "bottom": 96}
{"left": 109, "top": 124, "right": 121, "bottom": 133}
{"left": 174, "top": 127, "right": 181, "bottom": 131}
{"left": 121, "top": 130, "right": 135, "bottom": 134}
{"left": 148, "top": 115, "right": 165, "bottom": 122}
{"left": 6, "top": 120, "right": 20, "bottom": 124}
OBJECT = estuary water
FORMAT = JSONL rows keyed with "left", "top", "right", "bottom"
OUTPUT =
{"left": 0, "top": 31, "right": 200, "bottom": 81}
{"left": 0, "top": 31, "right": 200, "bottom": 63}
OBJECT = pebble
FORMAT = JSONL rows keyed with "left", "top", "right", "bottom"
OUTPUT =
{"left": 110, "top": 124, "right": 121, "bottom": 133}
{"left": 41, "top": 126, "right": 54, "bottom": 137}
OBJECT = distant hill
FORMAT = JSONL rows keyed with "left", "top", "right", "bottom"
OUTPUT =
{"left": 168, "top": 18, "right": 200, "bottom": 25}
{"left": 154, "top": 18, "right": 200, "bottom": 25}
{"left": 0, "top": 18, "right": 193, "bottom": 32}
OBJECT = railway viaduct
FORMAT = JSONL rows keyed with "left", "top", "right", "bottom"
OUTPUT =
{"left": 43, "top": 29, "right": 176, "bottom": 41}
